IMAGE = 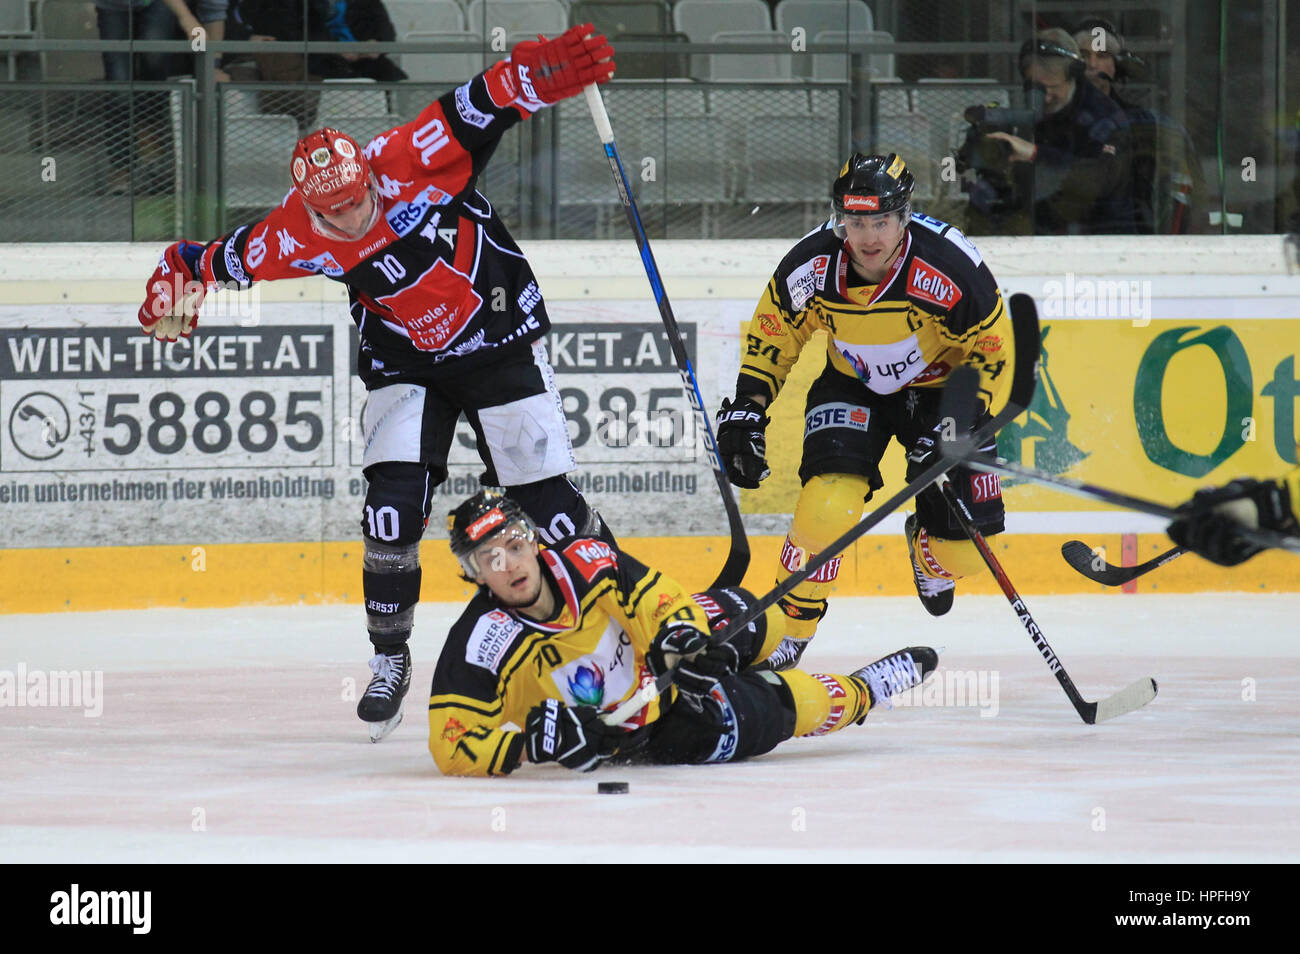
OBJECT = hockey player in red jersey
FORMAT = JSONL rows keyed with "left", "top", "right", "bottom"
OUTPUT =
{"left": 714, "top": 154, "right": 1018, "bottom": 670}
{"left": 136, "top": 26, "right": 616, "bottom": 741}
{"left": 427, "top": 488, "right": 938, "bottom": 776}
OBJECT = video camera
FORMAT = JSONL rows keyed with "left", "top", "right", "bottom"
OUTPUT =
{"left": 955, "top": 89, "right": 1044, "bottom": 214}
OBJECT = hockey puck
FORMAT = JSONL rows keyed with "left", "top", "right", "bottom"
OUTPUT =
{"left": 597, "top": 781, "right": 629, "bottom": 795}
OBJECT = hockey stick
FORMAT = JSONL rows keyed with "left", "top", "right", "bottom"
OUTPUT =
{"left": 583, "top": 84, "right": 749, "bottom": 589}
{"left": 1060, "top": 540, "right": 1187, "bottom": 586}
{"left": 600, "top": 292, "right": 1041, "bottom": 727}
{"left": 928, "top": 386, "right": 1157, "bottom": 723}
{"left": 953, "top": 453, "right": 1300, "bottom": 556}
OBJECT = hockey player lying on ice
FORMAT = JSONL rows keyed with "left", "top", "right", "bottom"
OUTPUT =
{"left": 427, "top": 489, "right": 939, "bottom": 776}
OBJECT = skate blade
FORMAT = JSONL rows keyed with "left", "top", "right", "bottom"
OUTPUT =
{"left": 367, "top": 709, "right": 403, "bottom": 743}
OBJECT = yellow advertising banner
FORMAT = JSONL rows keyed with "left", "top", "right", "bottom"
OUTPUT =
{"left": 748, "top": 317, "right": 1300, "bottom": 516}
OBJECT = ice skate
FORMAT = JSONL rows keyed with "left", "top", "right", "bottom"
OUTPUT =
{"left": 906, "top": 514, "right": 955, "bottom": 616}
{"left": 358, "top": 645, "right": 411, "bottom": 742}
{"left": 756, "top": 636, "right": 811, "bottom": 672}
{"left": 853, "top": 646, "right": 938, "bottom": 710}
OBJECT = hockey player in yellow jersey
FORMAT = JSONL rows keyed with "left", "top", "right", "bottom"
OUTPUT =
{"left": 427, "top": 489, "right": 938, "bottom": 776}
{"left": 715, "top": 153, "right": 1018, "bottom": 670}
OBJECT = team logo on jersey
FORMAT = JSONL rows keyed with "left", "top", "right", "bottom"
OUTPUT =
{"left": 975, "top": 334, "right": 1002, "bottom": 353}
{"left": 907, "top": 257, "right": 962, "bottom": 310}
{"left": 441, "top": 717, "right": 468, "bottom": 742}
{"left": 290, "top": 251, "right": 344, "bottom": 278}
{"left": 757, "top": 312, "right": 782, "bottom": 337}
{"left": 550, "top": 622, "right": 636, "bottom": 710}
{"left": 563, "top": 540, "right": 617, "bottom": 583}
{"left": 786, "top": 254, "right": 830, "bottom": 311}
{"left": 970, "top": 472, "right": 1002, "bottom": 503}
{"left": 465, "top": 609, "right": 523, "bottom": 673}
{"left": 566, "top": 663, "right": 606, "bottom": 707}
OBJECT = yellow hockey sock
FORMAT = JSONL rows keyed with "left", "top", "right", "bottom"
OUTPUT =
{"left": 774, "top": 473, "right": 875, "bottom": 641}
{"left": 912, "top": 524, "right": 987, "bottom": 580}
{"left": 779, "top": 670, "right": 871, "bottom": 737}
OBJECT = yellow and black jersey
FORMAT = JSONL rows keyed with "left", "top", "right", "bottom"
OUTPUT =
{"left": 427, "top": 540, "right": 711, "bottom": 777}
{"left": 738, "top": 213, "right": 1014, "bottom": 415}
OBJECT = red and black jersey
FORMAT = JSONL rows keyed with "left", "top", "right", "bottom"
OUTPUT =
{"left": 192, "top": 60, "right": 551, "bottom": 386}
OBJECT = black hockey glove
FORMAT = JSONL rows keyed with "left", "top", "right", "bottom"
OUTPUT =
{"left": 1167, "top": 478, "right": 1297, "bottom": 567}
{"left": 647, "top": 621, "right": 710, "bottom": 679}
{"left": 673, "top": 641, "right": 741, "bottom": 705}
{"left": 908, "top": 396, "right": 984, "bottom": 467}
{"left": 716, "top": 396, "right": 770, "bottom": 488}
{"left": 523, "top": 699, "right": 623, "bottom": 771}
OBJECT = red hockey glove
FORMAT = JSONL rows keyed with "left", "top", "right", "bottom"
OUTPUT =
{"left": 508, "top": 23, "right": 614, "bottom": 107}
{"left": 139, "top": 241, "right": 206, "bottom": 342}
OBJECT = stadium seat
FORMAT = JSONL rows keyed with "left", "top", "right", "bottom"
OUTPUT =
{"left": 318, "top": 78, "right": 391, "bottom": 118}
{"left": 774, "top": 0, "right": 873, "bottom": 37}
{"left": 701, "top": 31, "right": 794, "bottom": 82}
{"left": 672, "top": 0, "right": 770, "bottom": 42}
{"left": 569, "top": 1, "right": 670, "bottom": 40}
{"left": 222, "top": 114, "right": 299, "bottom": 212}
{"left": 811, "top": 29, "right": 895, "bottom": 82}
{"left": 385, "top": 0, "right": 466, "bottom": 36}
{"left": 466, "top": 0, "right": 567, "bottom": 39}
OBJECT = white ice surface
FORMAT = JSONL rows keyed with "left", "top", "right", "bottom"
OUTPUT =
{"left": 2, "top": 594, "right": 1297, "bottom": 863}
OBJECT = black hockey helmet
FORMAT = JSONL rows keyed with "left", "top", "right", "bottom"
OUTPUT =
{"left": 831, "top": 153, "right": 915, "bottom": 217}
{"left": 447, "top": 488, "right": 538, "bottom": 577}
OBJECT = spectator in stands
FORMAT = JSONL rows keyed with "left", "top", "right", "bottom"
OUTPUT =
{"left": 95, "top": 1, "right": 200, "bottom": 194}
{"left": 95, "top": 0, "right": 179, "bottom": 82}
{"left": 1072, "top": 16, "right": 1207, "bottom": 234}
{"left": 968, "top": 28, "right": 1138, "bottom": 235}
{"left": 233, "top": 0, "right": 407, "bottom": 83}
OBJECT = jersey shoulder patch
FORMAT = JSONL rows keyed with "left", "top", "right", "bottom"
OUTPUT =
{"left": 910, "top": 213, "right": 984, "bottom": 267}
{"left": 562, "top": 539, "right": 619, "bottom": 584}
{"left": 464, "top": 607, "right": 525, "bottom": 674}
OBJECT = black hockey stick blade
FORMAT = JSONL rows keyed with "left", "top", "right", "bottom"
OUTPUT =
{"left": 1060, "top": 540, "right": 1189, "bottom": 586}
{"left": 601, "top": 293, "right": 1042, "bottom": 727}
{"left": 584, "top": 85, "right": 749, "bottom": 589}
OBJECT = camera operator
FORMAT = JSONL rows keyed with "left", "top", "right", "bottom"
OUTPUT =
{"left": 1073, "top": 16, "right": 1207, "bottom": 234}
{"left": 963, "top": 29, "right": 1138, "bottom": 235}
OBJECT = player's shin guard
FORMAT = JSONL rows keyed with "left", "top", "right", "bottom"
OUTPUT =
{"left": 776, "top": 670, "right": 872, "bottom": 737}
{"left": 763, "top": 474, "right": 871, "bottom": 668}
{"left": 363, "top": 540, "right": 421, "bottom": 649}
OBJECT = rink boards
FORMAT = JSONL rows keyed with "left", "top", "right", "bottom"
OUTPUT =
{"left": 1, "top": 236, "right": 1298, "bottom": 610}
